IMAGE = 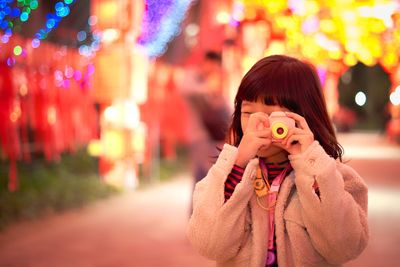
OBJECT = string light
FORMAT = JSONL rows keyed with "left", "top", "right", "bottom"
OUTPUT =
{"left": 2, "top": 0, "right": 96, "bottom": 92}
{"left": 6, "top": 57, "right": 15, "bottom": 67}
{"left": 13, "top": 45, "right": 22, "bottom": 56}
{"left": 77, "top": 31, "right": 87, "bottom": 42}
{"left": 34, "top": 1, "right": 76, "bottom": 42}
{"left": 138, "top": 0, "right": 194, "bottom": 58}
{"left": 0, "top": 0, "right": 36, "bottom": 41}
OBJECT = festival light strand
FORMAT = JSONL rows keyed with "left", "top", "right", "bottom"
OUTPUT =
{"left": 138, "top": 0, "right": 195, "bottom": 58}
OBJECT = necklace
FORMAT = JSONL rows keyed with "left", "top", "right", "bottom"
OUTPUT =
{"left": 253, "top": 160, "right": 292, "bottom": 210}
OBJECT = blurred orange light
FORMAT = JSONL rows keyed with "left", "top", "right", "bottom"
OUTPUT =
{"left": 47, "top": 107, "right": 57, "bottom": 125}
{"left": 10, "top": 112, "right": 18, "bottom": 122}
{"left": 245, "top": 8, "right": 257, "bottom": 20}
{"left": 10, "top": 105, "right": 21, "bottom": 122}
{"left": 19, "top": 84, "right": 28, "bottom": 96}
{"left": 98, "top": 1, "right": 118, "bottom": 27}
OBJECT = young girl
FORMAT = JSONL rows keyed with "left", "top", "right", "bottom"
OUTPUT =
{"left": 187, "top": 55, "right": 368, "bottom": 267}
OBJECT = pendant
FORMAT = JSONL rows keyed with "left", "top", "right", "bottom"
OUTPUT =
{"left": 266, "top": 250, "right": 276, "bottom": 266}
{"left": 254, "top": 167, "right": 269, "bottom": 197}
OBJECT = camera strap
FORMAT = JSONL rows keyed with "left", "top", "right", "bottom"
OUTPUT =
{"left": 256, "top": 160, "right": 292, "bottom": 250}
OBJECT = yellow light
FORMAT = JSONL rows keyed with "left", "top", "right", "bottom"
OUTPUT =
{"left": 275, "top": 17, "right": 286, "bottom": 29}
{"left": 240, "top": 0, "right": 394, "bottom": 69}
{"left": 328, "top": 49, "right": 342, "bottom": 60}
{"left": 344, "top": 54, "right": 357, "bottom": 66}
{"left": 304, "top": 0, "right": 319, "bottom": 14}
{"left": 264, "top": 1, "right": 286, "bottom": 14}
{"left": 301, "top": 42, "right": 319, "bottom": 58}
{"left": 345, "top": 26, "right": 360, "bottom": 38}
{"left": 103, "top": 130, "right": 125, "bottom": 159}
{"left": 382, "top": 52, "right": 398, "bottom": 69}
{"left": 242, "top": 56, "right": 258, "bottom": 74}
{"left": 356, "top": 49, "right": 376, "bottom": 66}
{"left": 87, "top": 140, "right": 102, "bottom": 157}
{"left": 369, "top": 19, "right": 386, "bottom": 33}
{"left": 265, "top": 41, "right": 286, "bottom": 56}
{"left": 345, "top": 40, "right": 359, "bottom": 53}
{"left": 320, "top": 19, "right": 336, "bottom": 33}
{"left": 370, "top": 43, "right": 382, "bottom": 58}
{"left": 216, "top": 11, "right": 230, "bottom": 24}
{"left": 98, "top": 1, "right": 119, "bottom": 27}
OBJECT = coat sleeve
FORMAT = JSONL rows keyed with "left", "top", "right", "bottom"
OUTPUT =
{"left": 186, "top": 144, "right": 256, "bottom": 262}
{"left": 288, "top": 141, "right": 369, "bottom": 264}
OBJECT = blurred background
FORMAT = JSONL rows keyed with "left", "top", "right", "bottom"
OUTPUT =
{"left": 0, "top": 0, "right": 399, "bottom": 266}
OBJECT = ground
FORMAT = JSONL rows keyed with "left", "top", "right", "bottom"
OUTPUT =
{"left": 0, "top": 132, "right": 399, "bottom": 267}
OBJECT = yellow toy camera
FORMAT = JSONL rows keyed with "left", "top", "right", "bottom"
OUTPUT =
{"left": 269, "top": 111, "right": 295, "bottom": 142}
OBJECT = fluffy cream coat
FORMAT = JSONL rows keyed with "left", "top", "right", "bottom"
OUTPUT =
{"left": 187, "top": 141, "right": 369, "bottom": 267}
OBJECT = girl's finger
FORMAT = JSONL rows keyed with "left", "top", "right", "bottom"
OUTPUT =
{"left": 254, "top": 128, "right": 272, "bottom": 138}
{"left": 281, "top": 128, "right": 304, "bottom": 146}
{"left": 285, "top": 134, "right": 307, "bottom": 148}
{"left": 258, "top": 138, "right": 272, "bottom": 149}
{"left": 272, "top": 141, "right": 287, "bottom": 150}
{"left": 247, "top": 112, "right": 269, "bottom": 130}
{"left": 285, "top": 112, "right": 311, "bottom": 131}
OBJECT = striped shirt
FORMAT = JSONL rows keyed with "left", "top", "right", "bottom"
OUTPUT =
{"left": 224, "top": 161, "right": 288, "bottom": 201}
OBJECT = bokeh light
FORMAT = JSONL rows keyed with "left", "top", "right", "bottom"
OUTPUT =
{"left": 13, "top": 45, "right": 22, "bottom": 56}
{"left": 355, "top": 91, "right": 367, "bottom": 106}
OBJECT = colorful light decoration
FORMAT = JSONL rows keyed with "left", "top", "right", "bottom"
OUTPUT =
{"left": 138, "top": 0, "right": 194, "bottom": 58}
{"left": 2, "top": 0, "right": 79, "bottom": 66}
{"left": 0, "top": 0, "right": 36, "bottom": 43}
{"left": 239, "top": 0, "right": 400, "bottom": 71}
{"left": 0, "top": 1, "right": 101, "bottom": 193}
{"left": 34, "top": 1, "right": 74, "bottom": 41}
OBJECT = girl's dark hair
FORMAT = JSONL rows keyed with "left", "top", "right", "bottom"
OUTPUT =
{"left": 228, "top": 55, "right": 343, "bottom": 160}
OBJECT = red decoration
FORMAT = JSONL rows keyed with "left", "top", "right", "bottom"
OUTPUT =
{"left": 0, "top": 41, "right": 99, "bottom": 192}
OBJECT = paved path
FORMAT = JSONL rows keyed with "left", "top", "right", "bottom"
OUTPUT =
{"left": 0, "top": 132, "right": 399, "bottom": 267}
{"left": 338, "top": 133, "right": 400, "bottom": 267}
{"left": 0, "top": 177, "right": 213, "bottom": 267}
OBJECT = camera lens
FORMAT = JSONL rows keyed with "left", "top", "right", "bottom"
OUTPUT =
{"left": 271, "top": 122, "right": 288, "bottom": 139}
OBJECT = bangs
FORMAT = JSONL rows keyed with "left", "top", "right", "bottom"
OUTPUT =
{"left": 236, "top": 61, "right": 300, "bottom": 112}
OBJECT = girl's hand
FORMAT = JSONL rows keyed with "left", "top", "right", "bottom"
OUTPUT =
{"left": 277, "top": 112, "right": 315, "bottom": 155}
{"left": 235, "top": 112, "right": 272, "bottom": 167}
